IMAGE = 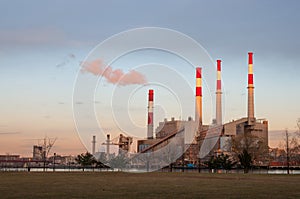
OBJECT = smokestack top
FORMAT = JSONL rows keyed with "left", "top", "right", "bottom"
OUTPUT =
{"left": 248, "top": 52, "right": 254, "bottom": 86}
{"left": 148, "top": 89, "right": 154, "bottom": 101}
{"left": 147, "top": 89, "right": 154, "bottom": 139}
{"left": 196, "top": 67, "right": 202, "bottom": 97}
{"left": 217, "top": 60, "right": 222, "bottom": 91}
{"left": 248, "top": 52, "right": 253, "bottom": 64}
{"left": 196, "top": 67, "right": 202, "bottom": 78}
{"left": 217, "top": 60, "right": 221, "bottom": 71}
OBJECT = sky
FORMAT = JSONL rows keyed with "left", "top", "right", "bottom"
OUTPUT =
{"left": 0, "top": 0, "right": 300, "bottom": 156}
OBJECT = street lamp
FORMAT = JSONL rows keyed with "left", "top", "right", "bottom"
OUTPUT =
{"left": 28, "top": 158, "right": 31, "bottom": 172}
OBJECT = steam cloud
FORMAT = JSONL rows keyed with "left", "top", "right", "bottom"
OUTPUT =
{"left": 81, "top": 59, "right": 147, "bottom": 85}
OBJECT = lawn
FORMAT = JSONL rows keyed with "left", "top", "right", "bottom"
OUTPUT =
{"left": 0, "top": 172, "right": 299, "bottom": 198}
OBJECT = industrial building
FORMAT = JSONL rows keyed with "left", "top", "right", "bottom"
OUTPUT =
{"left": 33, "top": 145, "right": 43, "bottom": 160}
{"left": 138, "top": 52, "right": 268, "bottom": 164}
{"left": 98, "top": 52, "right": 269, "bottom": 168}
{"left": 197, "top": 53, "right": 268, "bottom": 162}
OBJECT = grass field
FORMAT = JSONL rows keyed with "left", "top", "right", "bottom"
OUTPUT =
{"left": 0, "top": 172, "right": 299, "bottom": 198}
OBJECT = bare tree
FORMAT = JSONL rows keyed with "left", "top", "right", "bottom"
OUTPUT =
{"left": 238, "top": 149, "right": 252, "bottom": 173}
{"left": 108, "top": 152, "right": 129, "bottom": 171}
{"left": 297, "top": 118, "right": 300, "bottom": 135}
{"left": 231, "top": 133, "right": 268, "bottom": 163}
{"left": 38, "top": 137, "right": 57, "bottom": 171}
{"left": 282, "top": 127, "right": 300, "bottom": 174}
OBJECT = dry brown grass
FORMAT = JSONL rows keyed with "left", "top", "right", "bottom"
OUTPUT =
{"left": 0, "top": 172, "right": 299, "bottom": 198}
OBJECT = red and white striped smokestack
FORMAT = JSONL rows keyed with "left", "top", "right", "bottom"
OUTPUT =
{"left": 247, "top": 52, "right": 255, "bottom": 125}
{"left": 195, "top": 67, "right": 202, "bottom": 128}
{"left": 216, "top": 60, "right": 222, "bottom": 125}
{"left": 147, "top": 89, "right": 154, "bottom": 139}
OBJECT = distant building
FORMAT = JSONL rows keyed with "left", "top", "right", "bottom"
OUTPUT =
{"left": 0, "top": 154, "right": 24, "bottom": 167}
{"left": 118, "top": 134, "right": 133, "bottom": 152}
{"left": 222, "top": 118, "right": 268, "bottom": 147}
{"left": 137, "top": 117, "right": 198, "bottom": 162}
{"left": 155, "top": 117, "right": 183, "bottom": 139}
{"left": 137, "top": 139, "right": 160, "bottom": 152}
{"left": 33, "top": 145, "right": 43, "bottom": 160}
{"left": 155, "top": 117, "right": 197, "bottom": 144}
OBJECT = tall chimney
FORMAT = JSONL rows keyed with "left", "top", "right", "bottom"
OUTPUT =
{"left": 92, "top": 135, "right": 96, "bottom": 154}
{"left": 106, "top": 134, "right": 110, "bottom": 157}
{"left": 195, "top": 67, "right": 202, "bottom": 128}
{"left": 247, "top": 52, "right": 255, "bottom": 125}
{"left": 216, "top": 60, "right": 222, "bottom": 125}
{"left": 147, "top": 89, "right": 154, "bottom": 139}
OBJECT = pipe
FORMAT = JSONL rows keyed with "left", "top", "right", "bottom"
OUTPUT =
{"left": 147, "top": 89, "right": 154, "bottom": 139}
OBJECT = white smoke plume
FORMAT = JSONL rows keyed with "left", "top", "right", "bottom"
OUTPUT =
{"left": 81, "top": 59, "right": 147, "bottom": 85}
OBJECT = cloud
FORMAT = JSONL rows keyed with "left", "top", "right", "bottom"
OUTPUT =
{"left": 0, "top": 132, "right": 21, "bottom": 135}
{"left": 81, "top": 59, "right": 147, "bottom": 86}
{"left": 0, "top": 27, "right": 65, "bottom": 45}
{"left": 0, "top": 28, "right": 92, "bottom": 48}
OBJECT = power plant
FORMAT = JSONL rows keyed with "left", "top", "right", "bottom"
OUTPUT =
{"left": 11, "top": 50, "right": 282, "bottom": 172}
{"left": 96, "top": 52, "right": 269, "bottom": 168}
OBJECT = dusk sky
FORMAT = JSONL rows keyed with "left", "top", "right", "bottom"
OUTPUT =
{"left": 1, "top": 0, "right": 300, "bottom": 156}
